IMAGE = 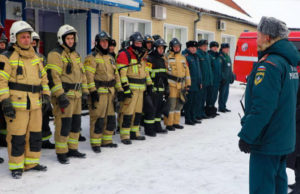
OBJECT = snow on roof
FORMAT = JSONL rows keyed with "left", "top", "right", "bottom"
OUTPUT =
{"left": 161, "top": 0, "right": 257, "bottom": 25}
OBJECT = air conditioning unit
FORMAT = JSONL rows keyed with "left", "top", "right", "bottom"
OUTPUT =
{"left": 217, "top": 20, "right": 226, "bottom": 31}
{"left": 152, "top": 5, "right": 167, "bottom": 20}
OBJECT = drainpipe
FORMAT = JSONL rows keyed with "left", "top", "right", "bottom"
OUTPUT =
{"left": 194, "top": 12, "right": 202, "bottom": 40}
{"left": 109, "top": 13, "right": 113, "bottom": 36}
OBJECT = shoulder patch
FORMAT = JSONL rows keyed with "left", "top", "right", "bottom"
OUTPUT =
{"left": 254, "top": 72, "right": 265, "bottom": 85}
{"left": 257, "top": 65, "right": 266, "bottom": 72}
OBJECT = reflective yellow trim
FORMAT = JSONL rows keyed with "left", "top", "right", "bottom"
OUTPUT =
{"left": 76, "top": 57, "right": 81, "bottom": 63}
{"left": 55, "top": 142, "right": 67, "bottom": 148}
{"left": 129, "top": 83, "right": 145, "bottom": 90}
{"left": 42, "top": 85, "right": 50, "bottom": 91}
{"left": 144, "top": 120, "right": 155, "bottom": 124}
{"left": 9, "top": 161, "right": 24, "bottom": 170}
{"left": 102, "top": 135, "right": 112, "bottom": 141}
{"left": 31, "top": 59, "right": 40, "bottom": 66}
{"left": 131, "top": 59, "right": 137, "bottom": 64}
{"left": 81, "top": 66, "right": 85, "bottom": 73}
{"left": 120, "top": 77, "right": 128, "bottom": 83}
{"left": 0, "top": 87, "right": 9, "bottom": 95}
{"left": 97, "top": 87, "right": 109, "bottom": 94}
{"left": 115, "top": 82, "right": 122, "bottom": 88}
{"left": 37, "top": 100, "right": 42, "bottom": 106}
{"left": 0, "top": 70, "right": 10, "bottom": 80}
{"left": 153, "top": 87, "right": 165, "bottom": 92}
{"left": 11, "top": 101, "right": 27, "bottom": 108}
{"left": 131, "top": 126, "right": 139, "bottom": 132}
{"left": 46, "top": 64, "right": 62, "bottom": 74}
{"left": 61, "top": 57, "right": 69, "bottom": 63}
{"left": 85, "top": 66, "right": 96, "bottom": 73}
{"left": 24, "top": 158, "right": 40, "bottom": 165}
{"left": 42, "top": 135, "right": 52, "bottom": 141}
{"left": 9, "top": 60, "right": 24, "bottom": 66}
{"left": 41, "top": 68, "right": 47, "bottom": 77}
{"left": 95, "top": 58, "right": 104, "bottom": 64}
{"left": 90, "top": 138, "right": 102, "bottom": 144}
{"left": 82, "top": 83, "right": 88, "bottom": 89}
{"left": 66, "top": 91, "right": 75, "bottom": 96}
{"left": 88, "top": 82, "right": 96, "bottom": 89}
{"left": 117, "top": 64, "right": 127, "bottom": 69}
{"left": 155, "top": 117, "right": 162, "bottom": 122}
{"left": 51, "top": 84, "right": 62, "bottom": 93}
{"left": 68, "top": 138, "right": 78, "bottom": 144}
{"left": 120, "top": 128, "right": 130, "bottom": 135}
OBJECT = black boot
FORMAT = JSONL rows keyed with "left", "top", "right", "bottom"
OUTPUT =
{"left": 11, "top": 169, "right": 23, "bottom": 179}
{"left": 144, "top": 129, "right": 156, "bottom": 137}
{"left": 67, "top": 149, "right": 86, "bottom": 158}
{"left": 185, "top": 120, "right": 195, "bottom": 125}
{"left": 166, "top": 125, "right": 175, "bottom": 131}
{"left": 0, "top": 157, "right": 4, "bottom": 163}
{"left": 290, "top": 158, "right": 300, "bottom": 194}
{"left": 121, "top": 139, "right": 132, "bottom": 145}
{"left": 155, "top": 122, "right": 168, "bottom": 134}
{"left": 130, "top": 132, "right": 146, "bottom": 140}
{"left": 92, "top": 146, "right": 101, "bottom": 153}
{"left": 101, "top": 143, "right": 118, "bottom": 148}
{"left": 57, "top": 154, "right": 70, "bottom": 164}
{"left": 79, "top": 133, "right": 86, "bottom": 142}
{"left": 42, "top": 140, "right": 55, "bottom": 149}
{"left": 192, "top": 119, "right": 202, "bottom": 124}
{"left": 173, "top": 124, "right": 184, "bottom": 129}
{"left": 26, "top": 164, "right": 47, "bottom": 172}
{"left": 289, "top": 183, "right": 296, "bottom": 190}
{"left": 225, "top": 108, "right": 231, "bottom": 112}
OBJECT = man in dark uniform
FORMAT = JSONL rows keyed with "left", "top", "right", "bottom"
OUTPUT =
{"left": 218, "top": 43, "right": 233, "bottom": 113}
{"left": 238, "top": 16, "right": 300, "bottom": 194}
{"left": 108, "top": 38, "right": 117, "bottom": 59}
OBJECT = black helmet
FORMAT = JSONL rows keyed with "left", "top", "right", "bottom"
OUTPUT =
{"left": 129, "top": 32, "right": 143, "bottom": 45}
{"left": 154, "top": 38, "right": 167, "bottom": 48}
{"left": 0, "top": 33, "right": 8, "bottom": 43}
{"left": 169, "top": 38, "right": 181, "bottom": 52}
{"left": 198, "top": 39, "right": 208, "bottom": 47}
{"left": 209, "top": 41, "right": 219, "bottom": 48}
{"left": 121, "top": 40, "right": 130, "bottom": 49}
{"left": 109, "top": 39, "right": 116, "bottom": 47}
{"left": 95, "top": 31, "right": 110, "bottom": 43}
{"left": 152, "top": 34, "right": 161, "bottom": 41}
{"left": 144, "top": 34, "right": 153, "bottom": 43}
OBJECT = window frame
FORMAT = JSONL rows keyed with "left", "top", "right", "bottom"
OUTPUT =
{"left": 163, "top": 23, "right": 188, "bottom": 50}
{"left": 221, "top": 33, "right": 236, "bottom": 62}
{"left": 196, "top": 29, "right": 215, "bottom": 43}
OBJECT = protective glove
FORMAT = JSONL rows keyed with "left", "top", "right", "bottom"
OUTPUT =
{"left": 123, "top": 85, "right": 132, "bottom": 99}
{"left": 42, "top": 94, "right": 51, "bottom": 114}
{"left": 57, "top": 93, "right": 70, "bottom": 109}
{"left": 239, "top": 139, "right": 251, "bottom": 153}
{"left": 117, "top": 91, "right": 124, "bottom": 102}
{"left": 90, "top": 91, "right": 99, "bottom": 109}
{"left": 81, "top": 92, "right": 89, "bottom": 109}
{"left": 146, "top": 85, "right": 153, "bottom": 96}
{"left": 2, "top": 98, "right": 16, "bottom": 119}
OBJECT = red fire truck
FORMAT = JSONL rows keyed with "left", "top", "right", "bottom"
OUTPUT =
{"left": 233, "top": 31, "right": 300, "bottom": 83}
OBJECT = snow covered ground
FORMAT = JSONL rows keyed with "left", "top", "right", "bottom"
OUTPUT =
{"left": 0, "top": 82, "right": 295, "bottom": 194}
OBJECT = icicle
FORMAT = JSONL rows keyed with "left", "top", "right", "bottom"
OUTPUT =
{"left": 57, "top": 0, "right": 60, "bottom": 16}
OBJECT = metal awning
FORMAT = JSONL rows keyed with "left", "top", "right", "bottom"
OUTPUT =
{"left": 25, "top": 0, "right": 143, "bottom": 13}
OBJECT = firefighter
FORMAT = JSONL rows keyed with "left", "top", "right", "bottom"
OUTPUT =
{"left": 116, "top": 32, "right": 152, "bottom": 145}
{"left": 0, "top": 33, "right": 8, "bottom": 148}
{"left": 143, "top": 38, "right": 169, "bottom": 136}
{"left": 238, "top": 16, "right": 300, "bottom": 194}
{"left": 0, "top": 21, "right": 50, "bottom": 178}
{"left": 108, "top": 38, "right": 117, "bottom": 59}
{"left": 31, "top": 32, "right": 55, "bottom": 149}
{"left": 218, "top": 43, "right": 233, "bottom": 113}
{"left": 207, "top": 41, "right": 222, "bottom": 117}
{"left": 164, "top": 38, "right": 191, "bottom": 131}
{"left": 143, "top": 34, "right": 154, "bottom": 53}
{"left": 182, "top": 40, "right": 202, "bottom": 125}
{"left": 46, "top": 24, "right": 89, "bottom": 164}
{"left": 84, "top": 31, "right": 122, "bottom": 153}
{"left": 196, "top": 39, "right": 213, "bottom": 119}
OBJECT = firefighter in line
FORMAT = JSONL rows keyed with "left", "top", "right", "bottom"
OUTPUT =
{"left": 46, "top": 24, "right": 89, "bottom": 164}
{"left": 206, "top": 41, "right": 222, "bottom": 117}
{"left": 84, "top": 31, "right": 122, "bottom": 153}
{"left": 218, "top": 43, "right": 233, "bottom": 113}
{"left": 196, "top": 39, "right": 213, "bottom": 120}
{"left": 143, "top": 38, "right": 169, "bottom": 136}
{"left": 164, "top": 38, "right": 191, "bottom": 131}
{"left": 108, "top": 38, "right": 117, "bottom": 59}
{"left": 143, "top": 34, "right": 154, "bottom": 53}
{"left": 116, "top": 32, "right": 152, "bottom": 145}
{"left": 182, "top": 40, "right": 202, "bottom": 125}
{"left": 31, "top": 31, "right": 55, "bottom": 149}
{"left": 0, "top": 21, "right": 50, "bottom": 178}
{"left": 0, "top": 32, "right": 8, "bottom": 150}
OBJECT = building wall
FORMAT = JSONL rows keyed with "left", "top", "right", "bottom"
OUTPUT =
{"left": 106, "top": 0, "right": 257, "bottom": 51}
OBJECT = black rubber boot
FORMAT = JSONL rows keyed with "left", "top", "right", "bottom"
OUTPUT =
{"left": 145, "top": 130, "right": 156, "bottom": 137}
{"left": 166, "top": 125, "right": 175, "bottom": 131}
{"left": 57, "top": 154, "right": 70, "bottom": 164}
{"left": 11, "top": 169, "right": 23, "bottom": 179}
{"left": 173, "top": 124, "right": 184, "bottom": 129}
{"left": 79, "top": 133, "right": 86, "bottom": 142}
{"left": 225, "top": 108, "right": 231, "bottom": 112}
{"left": 130, "top": 132, "right": 146, "bottom": 140}
{"left": 67, "top": 149, "right": 86, "bottom": 158}
{"left": 92, "top": 146, "right": 101, "bottom": 153}
{"left": 102, "top": 143, "right": 118, "bottom": 148}
{"left": 192, "top": 119, "right": 202, "bottom": 124}
{"left": 26, "top": 164, "right": 47, "bottom": 172}
{"left": 185, "top": 120, "right": 195, "bottom": 125}
{"left": 155, "top": 122, "right": 168, "bottom": 134}
{"left": 121, "top": 139, "right": 132, "bottom": 145}
{"left": 42, "top": 140, "right": 55, "bottom": 149}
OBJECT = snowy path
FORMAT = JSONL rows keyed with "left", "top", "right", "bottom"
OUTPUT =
{"left": 0, "top": 83, "right": 295, "bottom": 194}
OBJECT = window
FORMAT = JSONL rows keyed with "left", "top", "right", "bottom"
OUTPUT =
{"left": 164, "top": 24, "right": 188, "bottom": 49}
{"left": 119, "top": 16, "right": 152, "bottom": 47}
{"left": 221, "top": 34, "right": 236, "bottom": 61}
{"left": 196, "top": 30, "right": 214, "bottom": 43}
